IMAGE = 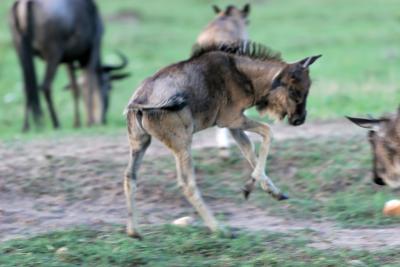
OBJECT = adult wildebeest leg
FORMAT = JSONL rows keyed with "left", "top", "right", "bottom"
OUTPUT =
{"left": 229, "top": 129, "right": 257, "bottom": 198}
{"left": 42, "top": 54, "right": 61, "bottom": 128}
{"left": 233, "top": 118, "right": 287, "bottom": 200}
{"left": 82, "top": 68, "right": 101, "bottom": 125}
{"left": 15, "top": 43, "right": 41, "bottom": 131}
{"left": 10, "top": 11, "right": 42, "bottom": 131}
{"left": 124, "top": 113, "right": 151, "bottom": 239}
{"left": 83, "top": 24, "right": 103, "bottom": 126}
{"left": 66, "top": 64, "right": 81, "bottom": 128}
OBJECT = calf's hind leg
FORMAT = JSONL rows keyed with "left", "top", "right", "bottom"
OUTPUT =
{"left": 143, "top": 111, "right": 220, "bottom": 232}
{"left": 124, "top": 112, "right": 151, "bottom": 238}
{"left": 173, "top": 147, "right": 219, "bottom": 231}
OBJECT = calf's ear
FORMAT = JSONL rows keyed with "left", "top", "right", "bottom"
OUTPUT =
{"left": 297, "top": 55, "right": 322, "bottom": 68}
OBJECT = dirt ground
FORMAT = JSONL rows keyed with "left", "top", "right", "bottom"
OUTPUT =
{"left": 1, "top": 120, "right": 400, "bottom": 251}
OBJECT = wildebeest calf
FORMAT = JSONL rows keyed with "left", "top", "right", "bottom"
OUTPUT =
{"left": 196, "top": 4, "right": 250, "bottom": 47}
{"left": 348, "top": 108, "right": 400, "bottom": 188}
{"left": 124, "top": 41, "right": 321, "bottom": 238}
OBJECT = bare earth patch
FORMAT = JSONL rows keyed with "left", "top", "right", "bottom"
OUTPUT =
{"left": 1, "top": 120, "right": 399, "bottom": 251}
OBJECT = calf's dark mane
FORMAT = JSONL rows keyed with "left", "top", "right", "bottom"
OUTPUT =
{"left": 191, "top": 40, "right": 282, "bottom": 63}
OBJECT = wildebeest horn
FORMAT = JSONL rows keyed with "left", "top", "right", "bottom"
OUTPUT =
{"left": 102, "top": 51, "right": 129, "bottom": 72}
{"left": 346, "top": 116, "right": 385, "bottom": 129}
{"left": 110, "top": 72, "right": 131, "bottom": 81}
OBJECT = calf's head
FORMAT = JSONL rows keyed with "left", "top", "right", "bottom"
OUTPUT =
{"left": 348, "top": 110, "right": 400, "bottom": 188}
{"left": 263, "top": 55, "right": 321, "bottom": 126}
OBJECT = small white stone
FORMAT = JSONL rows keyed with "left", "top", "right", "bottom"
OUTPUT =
{"left": 348, "top": 260, "right": 366, "bottom": 267}
{"left": 172, "top": 216, "right": 194, "bottom": 227}
{"left": 56, "top": 247, "right": 68, "bottom": 254}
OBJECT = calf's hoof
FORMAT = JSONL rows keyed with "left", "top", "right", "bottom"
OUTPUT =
{"left": 242, "top": 188, "right": 251, "bottom": 200}
{"left": 267, "top": 190, "right": 289, "bottom": 201}
{"left": 242, "top": 178, "right": 256, "bottom": 200}
{"left": 276, "top": 192, "right": 289, "bottom": 201}
{"left": 215, "top": 227, "right": 237, "bottom": 239}
{"left": 127, "top": 230, "right": 143, "bottom": 240}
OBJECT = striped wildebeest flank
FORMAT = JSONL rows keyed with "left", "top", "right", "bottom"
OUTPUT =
{"left": 123, "top": 41, "right": 321, "bottom": 238}
{"left": 347, "top": 108, "right": 400, "bottom": 188}
{"left": 194, "top": 4, "right": 250, "bottom": 158}
{"left": 9, "top": 0, "right": 130, "bottom": 131}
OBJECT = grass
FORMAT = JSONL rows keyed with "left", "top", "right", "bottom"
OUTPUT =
{"left": 3, "top": 133, "right": 398, "bottom": 228}
{"left": 155, "top": 135, "right": 400, "bottom": 228}
{"left": 1, "top": 0, "right": 400, "bottom": 139}
{"left": 1, "top": 225, "right": 399, "bottom": 267}
{"left": 189, "top": 136, "right": 400, "bottom": 227}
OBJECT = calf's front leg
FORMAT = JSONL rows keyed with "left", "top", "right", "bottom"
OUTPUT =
{"left": 233, "top": 118, "right": 288, "bottom": 200}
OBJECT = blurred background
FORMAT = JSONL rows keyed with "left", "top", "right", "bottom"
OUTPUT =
{"left": 0, "top": 0, "right": 399, "bottom": 138}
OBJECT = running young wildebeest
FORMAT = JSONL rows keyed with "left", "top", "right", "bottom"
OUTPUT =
{"left": 9, "top": 0, "right": 129, "bottom": 131}
{"left": 347, "top": 109, "right": 400, "bottom": 188}
{"left": 195, "top": 4, "right": 250, "bottom": 157}
{"left": 123, "top": 41, "right": 321, "bottom": 238}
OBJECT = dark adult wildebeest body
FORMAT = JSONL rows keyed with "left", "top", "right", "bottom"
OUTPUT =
{"left": 10, "top": 0, "right": 129, "bottom": 131}
{"left": 348, "top": 109, "right": 400, "bottom": 188}
{"left": 124, "top": 41, "right": 321, "bottom": 237}
{"left": 195, "top": 4, "right": 250, "bottom": 157}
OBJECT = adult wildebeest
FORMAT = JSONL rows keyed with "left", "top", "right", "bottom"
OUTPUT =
{"left": 195, "top": 4, "right": 250, "bottom": 157}
{"left": 124, "top": 41, "right": 321, "bottom": 238}
{"left": 9, "top": 0, "right": 129, "bottom": 131}
{"left": 347, "top": 109, "right": 400, "bottom": 188}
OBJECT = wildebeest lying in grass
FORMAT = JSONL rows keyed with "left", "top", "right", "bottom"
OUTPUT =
{"left": 347, "top": 109, "right": 400, "bottom": 188}
{"left": 124, "top": 41, "right": 321, "bottom": 238}
{"left": 195, "top": 4, "right": 250, "bottom": 157}
{"left": 9, "top": 0, "right": 130, "bottom": 131}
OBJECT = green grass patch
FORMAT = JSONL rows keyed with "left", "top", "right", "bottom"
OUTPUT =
{"left": 131, "top": 135, "right": 400, "bottom": 227}
{"left": 1, "top": 226, "right": 399, "bottom": 267}
{"left": 187, "top": 136, "right": 400, "bottom": 227}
